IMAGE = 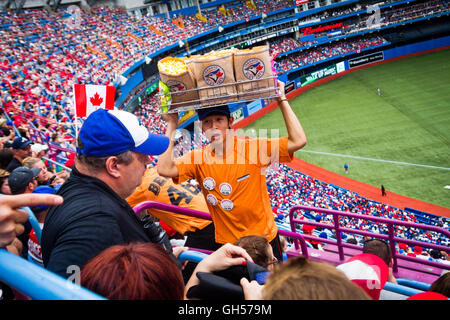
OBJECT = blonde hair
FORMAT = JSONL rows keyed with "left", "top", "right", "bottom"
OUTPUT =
{"left": 22, "top": 157, "right": 41, "bottom": 168}
{"left": 262, "top": 257, "right": 371, "bottom": 300}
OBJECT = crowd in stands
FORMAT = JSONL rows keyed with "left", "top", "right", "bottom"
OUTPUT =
{"left": 265, "top": 162, "right": 449, "bottom": 262}
{"left": 0, "top": 1, "right": 449, "bottom": 301}
{"left": 1, "top": 0, "right": 446, "bottom": 121}
{"left": 269, "top": 36, "right": 318, "bottom": 57}
{"left": 273, "top": 35, "right": 388, "bottom": 75}
{"left": 133, "top": 94, "right": 167, "bottom": 136}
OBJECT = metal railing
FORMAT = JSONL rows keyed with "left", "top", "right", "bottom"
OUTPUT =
{"left": 133, "top": 200, "right": 311, "bottom": 258}
{"left": 288, "top": 205, "right": 450, "bottom": 273}
{"left": 158, "top": 76, "right": 280, "bottom": 113}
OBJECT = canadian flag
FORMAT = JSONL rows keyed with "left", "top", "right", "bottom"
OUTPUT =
{"left": 73, "top": 84, "right": 115, "bottom": 117}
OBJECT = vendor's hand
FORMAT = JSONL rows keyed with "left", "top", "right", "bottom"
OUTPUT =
{"left": 197, "top": 243, "right": 254, "bottom": 273}
{"left": 276, "top": 80, "right": 287, "bottom": 101}
{"left": 240, "top": 278, "right": 263, "bottom": 300}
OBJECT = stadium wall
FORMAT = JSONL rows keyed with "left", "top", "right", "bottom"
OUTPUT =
{"left": 231, "top": 35, "right": 450, "bottom": 130}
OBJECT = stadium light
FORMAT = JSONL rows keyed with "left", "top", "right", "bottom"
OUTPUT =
{"left": 218, "top": 26, "right": 224, "bottom": 32}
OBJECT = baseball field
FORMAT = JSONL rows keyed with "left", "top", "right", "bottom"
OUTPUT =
{"left": 246, "top": 49, "right": 450, "bottom": 209}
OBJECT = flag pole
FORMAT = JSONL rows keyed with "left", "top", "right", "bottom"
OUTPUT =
{"left": 73, "top": 84, "right": 79, "bottom": 147}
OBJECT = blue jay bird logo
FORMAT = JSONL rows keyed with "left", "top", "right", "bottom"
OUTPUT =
{"left": 243, "top": 58, "right": 265, "bottom": 80}
{"left": 203, "top": 65, "right": 225, "bottom": 86}
{"left": 166, "top": 80, "right": 186, "bottom": 96}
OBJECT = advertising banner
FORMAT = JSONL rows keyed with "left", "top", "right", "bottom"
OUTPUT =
{"left": 285, "top": 81, "right": 295, "bottom": 94}
{"left": 300, "top": 64, "right": 338, "bottom": 86}
{"left": 231, "top": 107, "right": 244, "bottom": 123}
{"left": 348, "top": 51, "right": 384, "bottom": 68}
{"left": 247, "top": 100, "right": 263, "bottom": 115}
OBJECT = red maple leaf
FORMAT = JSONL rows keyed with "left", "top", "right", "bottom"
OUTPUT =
{"left": 90, "top": 92, "right": 103, "bottom": 106}
{"left": 216, "top": 71, "right": 223, "bottom": 78}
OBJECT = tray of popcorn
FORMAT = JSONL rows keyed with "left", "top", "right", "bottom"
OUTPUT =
{"left": 158, "top": 56, "right": 198, "bottom": 109}
{"left": 234, "top": 45, "right": 277, "bottom": 100}
{"left": 191, "top": 49, "right": 238, "bottom": 107}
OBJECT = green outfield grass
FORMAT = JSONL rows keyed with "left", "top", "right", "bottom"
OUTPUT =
{"left": 246, "top": 49, "right": 450, "bottom": 209}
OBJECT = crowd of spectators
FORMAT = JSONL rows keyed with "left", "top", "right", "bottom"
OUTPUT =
{"left": 273, "top": 35, "right": 388, "bottom": 75}
{"left": 1, "top": 0, "right": 446, "bottom": 123}
{"left": 0, "top": 2, "right": 448, "bottom": 299}
{"left": 265, "top": 162, "right": 449, "bottom": 262}
{"left": 269, "top": 36, "right": 318, "bottom": 57}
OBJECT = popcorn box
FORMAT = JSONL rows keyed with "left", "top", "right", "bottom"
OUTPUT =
{"left": 191, "top": 50, "right": 237, "bottom": 107}
{"left": 234, "top": 45, "right": 276, "bottom": 100}
{"left": 158, "top": 56, "right": 198, "bottom": 108}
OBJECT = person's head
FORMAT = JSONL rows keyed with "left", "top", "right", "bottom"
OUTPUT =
{"left": 197, "top": 105, "right": 233, "bottom": 145}
{"left": 76, "top": 109, "right": 169, "bottom": 198}
{"left": 235, "top": 235, "right": 276, "bottom": 271}
{"left": 11, "top": 137, "right": 33, "bottom": 160}
{"left": 81, "top": 242, "right": 184, "bottom": 300}
{"left": 430, "top": 249, "right": 442, "bottom": 260}
{"left": 8, "top": 166, "right": 40, "bottom": 194}
{"left": 429, "top": 272, "right": 450, "bottom": 298}
{"left": 0, "top": 169, "right": 11, "bottom": 195}
{"left": 22, "top": 157, "right": 51, "bottom": 183}
{"left": 336, "top": 253, "right": 389, "bottom": 300}
{"left": 30, "top": 185, "right": 56, "bottom": 222}
{"left": 0, "top": 148, "right": 14, "bottom": 169}
{"left": 362, "top": 239, "right": 392, "bottom": 267}
{"left": 31, "top": 143, "right": 49, "bottom": 158}
{"left": 262, "top": 257, "right": 370, "bottom": 300}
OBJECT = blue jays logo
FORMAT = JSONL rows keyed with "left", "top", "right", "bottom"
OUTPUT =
{"left": 203, "top": 65, "right": 225, "bottom": 86}
{"left": 166, "top": 80, "right": 186, "bottom": 96}
{"left": 243, "top": 58, "right": 265, "bottom": 80}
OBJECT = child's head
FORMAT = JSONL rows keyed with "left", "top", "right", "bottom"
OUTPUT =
{"left": 235, "top": 235, "right": 276, "bottom": 270}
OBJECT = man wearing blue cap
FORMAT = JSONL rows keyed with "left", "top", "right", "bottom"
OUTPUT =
{"left": 158, "top": 81, "right": 307, "bottom": 261}
{"left": 42, "top": 109, "right": 172, "bottom": 279}
{"left": 6, "top": 137, "right": 33, "bottom": 172}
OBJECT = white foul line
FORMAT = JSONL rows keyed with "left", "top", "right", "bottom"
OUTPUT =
{"left": 298, "top": 150, "right": 450, "bottom": 171}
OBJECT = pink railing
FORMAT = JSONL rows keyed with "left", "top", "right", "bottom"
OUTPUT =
{"left": 289, "top": 205, "right": 450, "bottom": 273}
{"left": 132, "top": 201, "right": 311, "bottom": 258}
{"left": 132, "top": 201, "right": 449, "bottom": 273}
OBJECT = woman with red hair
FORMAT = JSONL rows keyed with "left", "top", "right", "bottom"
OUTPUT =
{"left": 81, "top": 242, "right": 185, "bottom": 300}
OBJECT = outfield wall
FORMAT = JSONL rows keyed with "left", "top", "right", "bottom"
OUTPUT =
{"left": 231, "top": 35, "right": 450, "bottom": 130}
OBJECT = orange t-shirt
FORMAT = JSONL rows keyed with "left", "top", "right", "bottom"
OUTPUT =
{"left": 175, "top": 136, "right": 293, "bottom": 244}
{"left": 126, "top": 167, "right": 211, "bottom": 235}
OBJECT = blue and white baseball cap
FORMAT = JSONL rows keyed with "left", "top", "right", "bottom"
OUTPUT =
{"left": 77, "top": 109, "right": 169, "bottom": 157}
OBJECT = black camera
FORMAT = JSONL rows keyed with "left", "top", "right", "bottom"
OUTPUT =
{"left": 140, "top": 215, "right": 172, "bottom": 254}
